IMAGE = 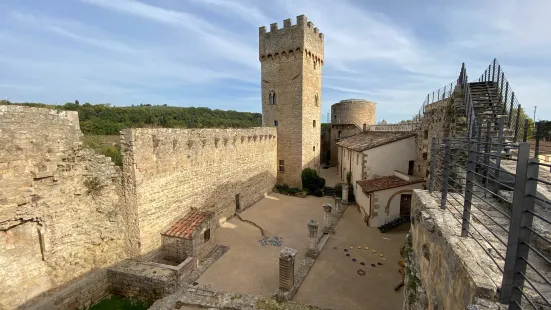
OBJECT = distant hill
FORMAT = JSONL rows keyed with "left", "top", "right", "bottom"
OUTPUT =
{"left": 0, "top": 100, "right": 262, "bottom": 135}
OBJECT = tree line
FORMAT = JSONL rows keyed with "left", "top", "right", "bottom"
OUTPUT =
{"left": 0, "top": 100, "right": 262, "bottom": 135}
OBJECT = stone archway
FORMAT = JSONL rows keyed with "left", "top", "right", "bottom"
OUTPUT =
{"left": 385, "top": 189, "right": 413, "bottom": 215}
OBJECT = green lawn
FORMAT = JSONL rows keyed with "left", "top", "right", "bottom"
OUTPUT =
{"left": 89, "top": 295, "right": 152, "bottom": 310}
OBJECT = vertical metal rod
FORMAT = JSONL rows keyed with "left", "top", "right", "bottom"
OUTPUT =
{"left": 500, "top": 72, "right": 505, "bottom": 113}
{"left": 492, "top": 59, "right": 497, "bottom": 81}
{"left": 504, "top": 82, "right": 510, "bottom": 119}
{"left": 508, "top": 91, "right": 515, "bottom": 127}
{"left": 443, "top": 86, "right": 446, "bottom": 100}
{"left": 523, "top": 119, "right": 529, "bottom": 142}
{"left": 494, "top": 117, "right": 504, "bottom": 193}
{"left": 500, "top": 143, "right": 538, "bottom": 306}
{"left": 496, "top": 65, "right": 501, "bottom": 90}
{"left": 461, "top": 140, "right": 476, "bottom": 237}
{"left": 483, "top": 119, "right": 491, "bottom": 194}
{"left": 535, "top": 122, "right": 541, "bottom": 157}
{"left": 429, "top": 138, "right": 436, "bottom": 192}
{"left": 488, "top": 65, "right": 491, "bottom": 81}
{"left": 440, "top": 138, "right": 451, "bottom": 209}
{"left": 514, "top": 104, "right": 521, "bottom": 143}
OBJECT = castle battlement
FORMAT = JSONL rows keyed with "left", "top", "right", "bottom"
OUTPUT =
{"left": 259, "top": 15, "right": 324, "bottom": 63}
{"left": 259, "top": 15, "right": 324, "bottom": 40}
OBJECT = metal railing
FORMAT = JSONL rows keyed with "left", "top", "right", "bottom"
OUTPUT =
{"left": 428, "top": 118, "right": 551, "bottom": 309}
{"left": 478, "top": 59, "right": 527, "bottom": 142}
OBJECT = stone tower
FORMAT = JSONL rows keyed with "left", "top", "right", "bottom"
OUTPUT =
{"left": 259, "top": 15, "right": 324, "bottom": 187}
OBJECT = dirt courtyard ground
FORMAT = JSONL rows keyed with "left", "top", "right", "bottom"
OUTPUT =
{"left": 196, "top": 193, "right": 333, "bottom": 296}
{"left": 196, "top": 188, "right": 409, "bottom": 310}
{"left": 293, "top": 205, "right": 409, "bottom": 310}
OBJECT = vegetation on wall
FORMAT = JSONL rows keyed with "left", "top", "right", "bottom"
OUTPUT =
{"left": 0, "top": 100, "right": 262, "bottom": 135}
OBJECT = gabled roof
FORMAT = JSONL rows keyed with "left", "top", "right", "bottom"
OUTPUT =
{"left": 336, "top": 131, "right": 416, "bottom": 152}
{"left": 161, "top": 210, "right": 214, "bottom": 239}
{"left": 356, "top": 176, "right": 424, "bottom": 194}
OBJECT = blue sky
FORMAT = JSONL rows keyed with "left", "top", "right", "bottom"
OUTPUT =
{"left": 0, "top": 0, "right": 549, "bottom": 123}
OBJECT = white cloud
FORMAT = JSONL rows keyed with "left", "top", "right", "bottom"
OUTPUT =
{"left": 0, "top": 0, "right": 549, "bottom": 121}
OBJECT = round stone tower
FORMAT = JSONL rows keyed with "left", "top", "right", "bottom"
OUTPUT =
{"left": 329, "top": 99, "right": 376, "bottom": 165}
{"left": 259, "top": 15, "right": 324, "bottom": 187}
{"left": 331, "top": 99, "right": 376, "bottom": 128}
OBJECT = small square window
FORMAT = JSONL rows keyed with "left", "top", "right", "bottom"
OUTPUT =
{"left": 278, "top": 160, "right": 285, "bottom": 172}
{"left": 274, "top": 120, "right": 279, "bottom": 127}
{"left": 204, "top": 228, "right": 211, "bottom": 242}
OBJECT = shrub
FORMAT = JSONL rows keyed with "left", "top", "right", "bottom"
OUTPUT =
{"left": 313, "top": 188, "right": 324, "bottom": 197}
{"left": 301, "top": 168, "right": 326, "bottom": 194}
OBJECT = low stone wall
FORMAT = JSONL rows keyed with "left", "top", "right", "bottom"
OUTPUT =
{"left": 107, "top": 260, "right": 178, "bottom": 300}
{"left": 404, "top": 190, "right": 501, "bottom": 310}
{"left": 22, "top": 269, "right": 109, "bottom": 310}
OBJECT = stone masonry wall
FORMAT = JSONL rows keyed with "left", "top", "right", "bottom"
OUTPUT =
{"left": 121, "top": 127, "right": 277, "bottom": 255}
{"left": 0, "top": 105, "right": 127, "bottom": 309}
{"left": 404, "top": 190, "right": 500, "bottom": 309}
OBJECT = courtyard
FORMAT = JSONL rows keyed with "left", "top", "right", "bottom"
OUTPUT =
{"left": 195, "top": 188, "right": 409, "bottom": 310}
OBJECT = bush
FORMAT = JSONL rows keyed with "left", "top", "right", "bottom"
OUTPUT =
{"left": 301, "top": 168, "right": 326, "bottom": 194}
{"left": 313, "top": 188, "right": 324, "bottom": 197}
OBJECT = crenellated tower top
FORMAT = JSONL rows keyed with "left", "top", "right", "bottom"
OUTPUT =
{"left": 259, "top": 15, "right": 324, "bottom": 64}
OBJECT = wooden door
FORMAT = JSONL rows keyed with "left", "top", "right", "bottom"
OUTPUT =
{"left": 400, "top": 194, "right": 412, "bottom": 216}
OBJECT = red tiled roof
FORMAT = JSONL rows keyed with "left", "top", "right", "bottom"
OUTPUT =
{"left": 161, "top": 210, "right": 214, "bottom": 239}
{"left": 356, "top": 176, "right": 424, "bottom": 194}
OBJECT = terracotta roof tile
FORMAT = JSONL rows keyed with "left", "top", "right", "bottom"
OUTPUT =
{"left": 336, "top": 131, "right": 416, "bottom": 152}
{"left": 356, "top": 176, "right": 424, "bottom": 194}
{"left": 161, "top": 210, "right": 214, "bottom": 239}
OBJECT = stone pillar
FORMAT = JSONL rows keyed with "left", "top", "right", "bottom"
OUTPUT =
{"left": 342, "top": 183, "right": 349, "bottom": 205}
{"left": 322, "top": 203, "right": 334, "bottom": 234}
{"left": 306, "top": 220, "right": 319, "bottom": 258}
{"left": 279, "top": 247, "right": 297, "bottom": 291}
{"left": 333, "top": 197, "right": 341, "bottom": 214}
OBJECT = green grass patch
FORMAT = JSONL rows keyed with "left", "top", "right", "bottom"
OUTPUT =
{"left": 89, "top": 295, "right": 152, "bottom": 310}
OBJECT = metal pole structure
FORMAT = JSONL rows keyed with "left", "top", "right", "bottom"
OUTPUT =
{"left": 508, "top": 91, "right": 515, "bottom": 127}
{"left": 523, "top": 119, "right": 529, "bottom": 142}
{"left": 429, "top": 137, "right": 437, "bottom": 192}
{"left": 500, "top": 72, "right": 505, "bottom": 114}
{"left": 440, "top": 138, "right": 451, "bottom": 209}
{"left": 504, "top": 82, "right": 510, "bottom": 119}
{"left": 535, "top": 122, "right": 541, "bottom": 157}
{"left": 494, "top": 117, "right": 504, "bottom": 193}
{"left": 437, "top": 89, "right": 440, "bottom": 101}
{"left": 483, "top": 119, "right": 492, "bottom": 194}
{"left": 514, "top": 104, "right": 521, "bottom": 143}
{"left": 500, "top": 143, "right": 538, "bottom": 307}
{"left": 461, "top": 140, "right": 476, "bottom": 237}
{"left": 492, "top": 59, "right": 497, "bottom": 81}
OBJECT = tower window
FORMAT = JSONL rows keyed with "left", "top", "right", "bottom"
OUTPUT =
{"left": 278, "top": 160, "right": 285, "bottom": 172}
{"left": 204, "top": 228, "right": 211, "bottom": 242}
{"left": 313, "top": 60, "right": 317, "bottom": 69}
{"left": 313, "top": 146, "right": 316, "bottom": 152}
{"left": 315, "top": 94, "right": 319, "bottom": 107}
{"left": 338, "top": 130, "right": 342, "bottom": 138}
{"left": 313, "top": 120, "right": 316, "bottom": 128}
{"left": 274, "top": 120, "right": 279, "bottom": 127}
{"left": 269, "top": 91, "right": 277, "bottom": 105}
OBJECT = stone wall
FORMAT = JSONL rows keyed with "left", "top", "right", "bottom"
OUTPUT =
{"left": 108, "top": 260, "right": 177, "bottom": 300}
{"left": 415, "top": 86, "right": 466, "bottom": 179}
{"left": 121, "top": 127, "right": 277, "bottom": 255}
{"left": 0, "top": 105, "right": 127, "bottom": 309}
{"left": 404, "top": 190, "right": 501, "bottom": 309}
